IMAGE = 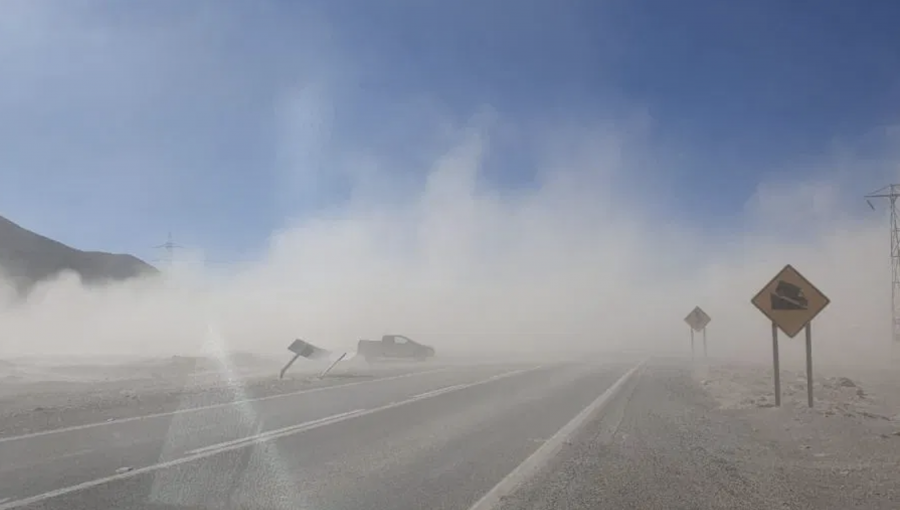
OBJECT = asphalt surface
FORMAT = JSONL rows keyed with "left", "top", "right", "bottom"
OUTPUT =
{"left": 0, "top": 361, "right": 634, "bottom": 510}
{"left": 0, "top": 363, "right": 464, "bottom": 437}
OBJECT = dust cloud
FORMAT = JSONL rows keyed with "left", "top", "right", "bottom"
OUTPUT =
{"left": 0, "top": 125, "right": 895, "bottom": 369}
{"left": 0, "top": 1, "right": 897, "bottom": 371}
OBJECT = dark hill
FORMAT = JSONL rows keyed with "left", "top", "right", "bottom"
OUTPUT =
{"left": 0, "top": 215, "right": 157, "bottom": 294}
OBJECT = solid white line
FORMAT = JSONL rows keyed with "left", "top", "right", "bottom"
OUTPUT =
{"left": 0, "top": 365, "right": 543, "bottom": 510}
{"left": 466, "top": 360, "right": 646, "bottom": 510}
{"left": 0, "top": 367, "right": 454, "bottom": 444}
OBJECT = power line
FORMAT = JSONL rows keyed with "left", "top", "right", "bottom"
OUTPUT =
{"left": 151, "top": 234, "right": 256, "bottom": 269}
{"left": 865, "top": 184, "right": 900, "bottom": 357}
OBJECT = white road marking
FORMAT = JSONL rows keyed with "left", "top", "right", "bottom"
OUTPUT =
{"left": 184, "top": 408, "right": 368, "bottom": 455}
{"left": 57, "top": 447, "right": 95, "bottom": 460}
{"left": 467, "top": 360, "right": 646, "bottom": 510}
{"left": 0, "top": 365, "right": 543, "bottom": 510}
{"left": 407, "top": 383, "right": 470, "bottom": 401}
{"left": 0, "top": 367, "right": 454, "bottom": 444}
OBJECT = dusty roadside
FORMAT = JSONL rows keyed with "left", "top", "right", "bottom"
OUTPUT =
{"left": 0, "top": 358, "right": 410, "bottom": 438}
{"left": 496, "top": 360, "right": 900, "bottom": 510}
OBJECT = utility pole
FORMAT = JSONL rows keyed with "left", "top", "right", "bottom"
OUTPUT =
{"left": 865, "top": 185, "right": 900, "bottom": 356}
{"left": 153, "top": 232, "right": 183, "bottom": 268}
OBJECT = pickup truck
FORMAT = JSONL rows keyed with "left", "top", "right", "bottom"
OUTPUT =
{"left": 357, "top": 335, "right": 435, "bottom": 362}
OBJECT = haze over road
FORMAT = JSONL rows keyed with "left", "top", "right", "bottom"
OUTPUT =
{"left": 0, "top": 360, "right": 637, "bottom": 510}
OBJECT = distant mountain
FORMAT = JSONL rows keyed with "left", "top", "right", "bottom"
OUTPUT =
{"left": 0, "top": 215, "right": 158, "bottom": 295}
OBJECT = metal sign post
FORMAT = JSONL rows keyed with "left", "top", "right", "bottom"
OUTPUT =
{"left": 702, "top": 327, "right": 708, "bottom": 359}
{"left": 319, "top": 352, "right": 348, "bottom": 378}
{"left": 752, "top": 265, "right": 830, "bottom": 408}
{"left": 805, "top": 323, "right": 814, "bottom": 408}
{"left": 279, "top": 353, "right": 301, "bottom": 379}
{"left": 690, "top": 327, "right": 695, "bottom": 360}
{"left": 771, "top": 322, "right": 781, "bottom": 407}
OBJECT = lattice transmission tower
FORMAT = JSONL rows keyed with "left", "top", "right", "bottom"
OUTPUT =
{"left": 866, "top": 185, "right": 900, "bottom": 352}
{"left": 153, "top": 231, "right": 184, "bottom": 268}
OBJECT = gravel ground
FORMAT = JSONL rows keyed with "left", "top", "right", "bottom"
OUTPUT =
{"left": 497, "top": 361, "right": 900, "bottom": 510}
{"left": 697, "top": 362, "right": 900, "bottom": 420}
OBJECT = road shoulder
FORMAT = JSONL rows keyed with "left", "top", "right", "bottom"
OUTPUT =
{"left": 496, "top": 362, "right": 900, "bottom": 510}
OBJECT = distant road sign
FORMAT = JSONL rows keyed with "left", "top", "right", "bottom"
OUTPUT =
{"left": 684, "top": 306, "right": 711, "bottom": 332}
{"left": 751, "top": 264, "right": 830, "bottom": 338}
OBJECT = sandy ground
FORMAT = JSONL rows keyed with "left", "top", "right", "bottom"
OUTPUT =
{"left": 0, "top": 354, "right": 280, "bottom": 402}
{"left": 697, "top": 361, "right": 900, "bottom": 423}
{"left": 695, "top": 361, "right": 900, "bottom": 508}
{"left": 499, "top": 359, "right": 900, "bottom": 509}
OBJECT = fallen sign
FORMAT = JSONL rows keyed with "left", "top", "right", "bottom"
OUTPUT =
{"left": 288, "top": 339, "right": 331, "bottom": 359}
{"left": 683, "top": 306, "right": 711, "bottom": 359}
{"left": 751, "top": 264, "right": 830, "bottom": 408}
{"left": 279, "top": 339, "right": 346, "bottom": 379}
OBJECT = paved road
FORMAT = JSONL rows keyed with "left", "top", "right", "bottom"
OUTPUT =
{"left": 0, "top": 363, "right": 462, "bottom": 437}
{"left": 0, "top": 361, "right": 635, "bottom": 510}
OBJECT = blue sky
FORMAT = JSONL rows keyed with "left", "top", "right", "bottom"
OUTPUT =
{"left": 1, "top": 0, "right": 899, "bottom": 264}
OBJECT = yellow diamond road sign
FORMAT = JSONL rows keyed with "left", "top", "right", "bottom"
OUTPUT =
{"left": 751, "top": 264, "right": 830, "bottom": 338}
{"left": 684, "top": 306, "right": 711, "bottom": 332}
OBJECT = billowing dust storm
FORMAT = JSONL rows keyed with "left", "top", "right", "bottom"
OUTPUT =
{"left": 0, "top": 130, "right": 892, "bottom": 370}
{"left": 0, "top": 1, "right": 895, "bottom": 372}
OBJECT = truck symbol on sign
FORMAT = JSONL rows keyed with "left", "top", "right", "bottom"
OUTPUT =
{"left": 770, "top": 280, "right": 808, "bottom": 311}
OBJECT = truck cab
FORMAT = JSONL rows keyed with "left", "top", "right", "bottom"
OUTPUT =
{"left": 357, "top": 334, "right": 435, "bottom": 362}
